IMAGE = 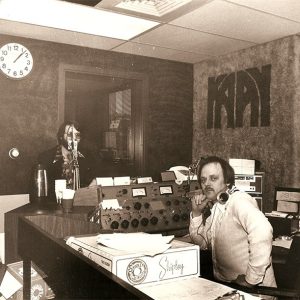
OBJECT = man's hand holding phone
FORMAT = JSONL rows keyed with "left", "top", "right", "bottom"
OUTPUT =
{"left": 191, "top": 190, "right": 211, "bottom": 218}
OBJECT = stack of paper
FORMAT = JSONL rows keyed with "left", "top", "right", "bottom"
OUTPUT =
{"left": 265, "top": 211, "right": 289, "bottom": 218}
{"left": 97, "top": 232, "right": 174, "bottom": 256}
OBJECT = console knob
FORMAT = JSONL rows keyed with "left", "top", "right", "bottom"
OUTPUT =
{"left": 134, "top": 202, "right": 142, "bottom": 210}
{"left": 166, "top": 200, "right": 171, "bottom": 206}
{"left": 110, "top": 221, "right": 119, "bottom": 229}
{"left": 141, "top": 218, "right": 149, "bottom": 226}
{"left": 174, "top": 199, "right": 180, "bottom": 205}
{"left": 172, "top": 214, "right": 180, "bottom": 222}
{"left": 150, "top": 216, "right": 158, "bottom": 225}
{"left": 121, "top": 220, "right": 130, "bottom": 229}
{"left": 181, "top": 213, "right": 189, "bottom": 221}
{"left": 131, "top": 219, "right": 139, "bottom": 228}
{"left": 144, "top": 202, "right": 150, "bottom": 209}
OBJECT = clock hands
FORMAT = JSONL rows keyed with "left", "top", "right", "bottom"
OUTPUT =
{"left": 13, "top": 50, "right": 27, "bottom": 63}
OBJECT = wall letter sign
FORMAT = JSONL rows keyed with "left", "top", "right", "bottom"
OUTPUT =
{"left": 207, "top": 64, "right": 271, "bottom": 128}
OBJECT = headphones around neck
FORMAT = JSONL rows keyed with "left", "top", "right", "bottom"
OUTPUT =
{"left": 217, "top": 191, "right": 229, "bottom": 204}
{"left": 216, "top": 185, "right": 238, "bottom": 204}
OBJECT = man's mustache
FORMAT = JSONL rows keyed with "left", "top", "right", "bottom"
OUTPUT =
{"left": 204, "top": 187, "right": 214, "bottom": 193}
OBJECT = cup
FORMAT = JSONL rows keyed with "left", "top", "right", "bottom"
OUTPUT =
{"left": 61, "top": 198, "right": 74, "bottom": 213}
{"left": 55, "top": 179, "right": 67, "bottom": 204}
{"left": 61, "top": 189, "right": 75, "bottom": 213}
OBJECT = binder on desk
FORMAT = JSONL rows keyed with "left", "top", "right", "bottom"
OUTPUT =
{"left": 65, "top": 235, "right": 200, "bottom": 286}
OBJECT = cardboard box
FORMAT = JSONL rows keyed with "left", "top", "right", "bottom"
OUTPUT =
{"left": 4, "top": 261, "right": 54, "bottom": 300}
{"left": 66, "top": 235, "right": 200, "bottom": 286}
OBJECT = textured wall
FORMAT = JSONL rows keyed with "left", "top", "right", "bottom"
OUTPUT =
{"left": 0, "top": 34, "right": 193, "bottom": 195}
{"left": 193, "top": 35, "right": 299, "bottom": 211}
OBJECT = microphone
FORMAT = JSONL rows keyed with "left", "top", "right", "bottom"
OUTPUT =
{"left": 67, "top": 139, "right": 72, "bottom": 151}
{"left": 188, "top": 159, "right": 201, "bottom": 172}
{"left": 187, "top": 159, "right": 201, "bottom": 189}
{"left": 71, "top": 125, "right": 78, "bottom": 151}
{"left": 66, "top": 125, "right": 79, "bottom": 151}
{"left": 67, "top": 126, "right": 73, "bottom": 151}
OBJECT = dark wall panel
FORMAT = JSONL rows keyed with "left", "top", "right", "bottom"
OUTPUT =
{"left": 193, "top": 35, "right": 299, "bottom": 211}
{"left": 0, "top": 34, "right": 193, "bottom": 195}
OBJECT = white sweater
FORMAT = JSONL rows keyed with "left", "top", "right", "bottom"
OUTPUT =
{"left": 189, "top": 190, "right": 277, "bottom": 287}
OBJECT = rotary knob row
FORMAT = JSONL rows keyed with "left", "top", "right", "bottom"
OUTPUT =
{"left": 110, "top": 216, "right": 159, "bottom": 230}
{"left": 131, "top": 200, "right": 187, "bottom": 210}
{"left": 109, "top": 212, "right": 189, "bottom": 230}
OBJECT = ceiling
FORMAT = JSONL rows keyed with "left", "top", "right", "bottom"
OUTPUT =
{"left": 1, "top": 0, "right": 300, "bottom": 64}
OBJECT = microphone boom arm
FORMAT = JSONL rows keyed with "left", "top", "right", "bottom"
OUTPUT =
{"left": 68, "top": 125, "right": 80, "bottom": 190}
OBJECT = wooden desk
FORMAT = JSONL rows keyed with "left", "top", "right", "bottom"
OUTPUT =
{"left": 5, "top": 203, "right": 93, "bottom": 264}
{"left": 18, "top": 214, "right": 153, "bottom": 300}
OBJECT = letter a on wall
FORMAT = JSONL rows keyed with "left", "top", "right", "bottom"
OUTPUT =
{"left": 207, "top": 64, "right": 271, "bottom": 129}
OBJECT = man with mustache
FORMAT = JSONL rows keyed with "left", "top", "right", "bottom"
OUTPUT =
{"left": 189, "top": 156, "right": 276, "bottom": 289}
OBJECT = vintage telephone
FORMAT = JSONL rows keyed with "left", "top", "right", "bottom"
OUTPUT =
{"left": 168, "top": 165, "right": 198, "bottom": 185}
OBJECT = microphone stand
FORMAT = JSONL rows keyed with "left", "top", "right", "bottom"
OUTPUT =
{"left": 187, "top": 159, "right": 201, "bottom": 194}
{"left": 187, "top": 165, "right": 193, "bottom": 191}
{"left": 68, "top": 125, "right": 80, "bottom": 190}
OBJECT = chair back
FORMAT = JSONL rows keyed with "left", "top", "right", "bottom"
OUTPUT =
{"left": 281, "top": 235, "right": 300, "bottom": 290}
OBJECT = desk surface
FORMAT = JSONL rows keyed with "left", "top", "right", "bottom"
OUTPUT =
{"left": 18, "top": 213, "right": 153, "bottom": 299}
{"left": 5, "top": 203, "right": 94, "bottom": 264}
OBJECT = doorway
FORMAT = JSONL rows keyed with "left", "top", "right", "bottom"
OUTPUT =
{"left": 58, "top": 64, "right": 148, "bottom": 178}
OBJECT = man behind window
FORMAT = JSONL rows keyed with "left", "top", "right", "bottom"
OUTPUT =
{"left": 37, "top": 120, "right": 96, "bottom": 200}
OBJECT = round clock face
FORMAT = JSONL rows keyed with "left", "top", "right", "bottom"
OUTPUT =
{"left": 0, "top": 42, "right": 33, "bottom": 79}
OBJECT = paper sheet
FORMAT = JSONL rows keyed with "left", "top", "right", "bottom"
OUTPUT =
{"left": 97, "top": 232, "right": 174, "bottom": 256}
{"left": 265, "top": 211, "right": 289, "bottom": 218}
{"left": 138, "top": 277, "right": 260, "bottom": 300}
{"left": 101, "top": 199, "right": 122, "bottom": 209}
{"left": 272, "top": 238, "right": 293, "bottom": 249}
{"left": 0, "top": 270, "right": 22, "bottom": 299}
{"left": 96, "top": 177, "right": 114, "bottom": 186}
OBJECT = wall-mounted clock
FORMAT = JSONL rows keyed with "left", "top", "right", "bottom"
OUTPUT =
{"left": 0, "top": 42, "right": 33, "bottom": 79}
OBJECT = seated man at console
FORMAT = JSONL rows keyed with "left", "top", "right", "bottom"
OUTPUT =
{"left": 189, "top": 156, "right": 277, "bottom": 288}
{"left": 37, "top": 120, "right": 96, "bottom": 200}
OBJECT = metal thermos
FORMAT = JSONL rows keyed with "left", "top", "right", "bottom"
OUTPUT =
{"left": 33, "top": 163, "right": 48, "bottom": 198}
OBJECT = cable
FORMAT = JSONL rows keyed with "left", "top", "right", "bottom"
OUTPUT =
{"left": 193, "top": 202, "right": 217, "bottom": 250}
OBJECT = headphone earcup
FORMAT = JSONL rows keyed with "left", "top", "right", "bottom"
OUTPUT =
{"left": 217, "top": 192, "right": 229, "bottom": 204}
